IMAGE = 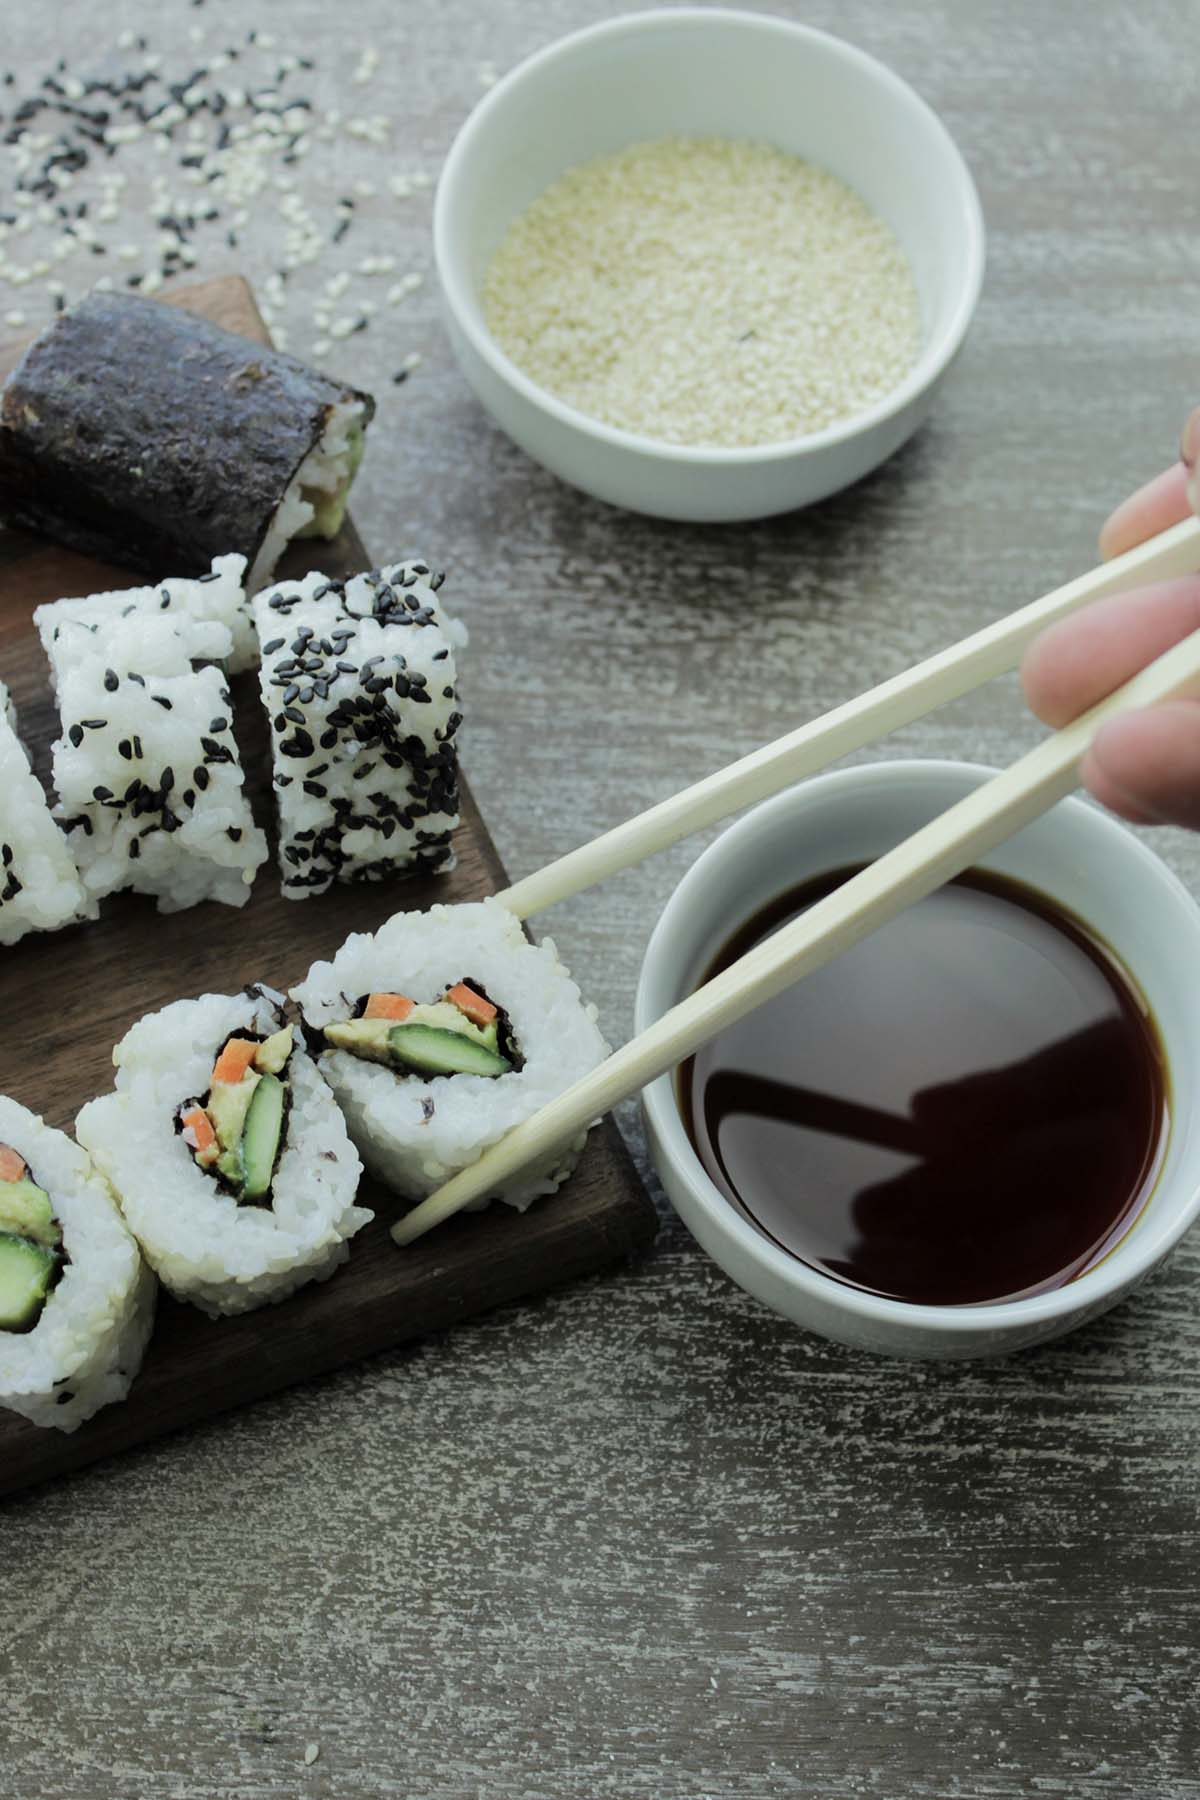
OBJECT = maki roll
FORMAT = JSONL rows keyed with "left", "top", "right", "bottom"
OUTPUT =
{"left": 0, "top": 1096, "right": 155, "bottom": 1433}
{"left": 0, "top": 680, "right": 91, "bottom": 945}
{"left": 252, "top": 560, "right": 466, "bottom": 898}
{"left": 37, "top": 570, "right": 268, "bottom": 912}
{"left": 36, "top": 552, "right": 256, "bottom": 675}
{"left": 76, "top": 986, "right": 370, "bottom": 1317}
{"left": 0, "top": 292, "right": 374, "bottom": 592}
{"left": 292, "top": 899, "right": 609, "bottom": 1214}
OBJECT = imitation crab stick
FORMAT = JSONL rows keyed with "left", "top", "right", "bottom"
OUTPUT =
{"left": 446, "top": 983, "right": 497, "bottom": 1028}
{"left": 211, "top": 1037, "right": 259, "bottom": 1085}
{"left": 363, "top": 993, "right": 414, "bottom": 1022}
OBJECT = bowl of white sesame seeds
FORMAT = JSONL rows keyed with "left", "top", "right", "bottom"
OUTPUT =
{"left": 434, "top": 7, "right": 984, "bottom": 524}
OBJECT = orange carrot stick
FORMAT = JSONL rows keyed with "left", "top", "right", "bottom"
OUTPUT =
{"left": 364, "top": 993, "right": 414, "bottom": 1021}
{"left": 181, "top": 1107, "right": 218, "bottom": 1162}
{"left": 212, "top": 1037, "right": 259, "bottom": 1085}
{"left": 0, "top": 1144, "right": 27, "bottom": 1182}
{"left": 446, "top": 982, "right": 497, "bottom": 1027}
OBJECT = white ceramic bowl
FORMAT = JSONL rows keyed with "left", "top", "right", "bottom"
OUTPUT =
{"left": 434, "top": 8, "right": 985, "bottom": 523}
{"left": 636, "top": 762, "right": 1200, "bottom": 1359}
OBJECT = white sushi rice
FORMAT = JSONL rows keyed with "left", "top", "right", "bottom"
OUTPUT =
{"left": 0, "top": 680, "right": 92, "bottom": 944}
{"left": 37, "top": 572, "right": 268, "bottom": 913}
{"left": 35, "top": 552, "right": 256, "bottom": 674}
{"left": 76, "top": 986, "right": 371, "bottom": 1318}
{"left": 252, "top": 559, "right": 466, "bottom": 897}
{"left": 0, "top": 1094, "right": 155, "bottom": 1433}
{"left": 247, "top": 399, "right": 368, "bottom": 595}
{"left": 292, "top": 899, "right": 609, "bottom": 1213}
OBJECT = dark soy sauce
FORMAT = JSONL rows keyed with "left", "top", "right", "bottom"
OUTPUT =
{"left": 681, "top": 867, "right": 1168, "bottom": 1307}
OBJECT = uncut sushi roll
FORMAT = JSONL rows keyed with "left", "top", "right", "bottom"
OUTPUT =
{"left": 36, "top": 552, "right": 255, "bottom": 675}
{"left": 76, "top": 986, "right": 370, "bottom": 1318}
{"left": 0, "top": 680, "right": 92, "bottom": 945}
{"left": 38, "top": 575, "right": 268, "bottom": 912}
{"left": 292, "top": 899, "right": 609, "bottom": 1213}
{"left": 0, "top": 1096, "right": 155, "bottom": 1433}
{"left": 0, "top": 292, "right": 374, "bottom": 594}
{"left": 253, "top": 560, "right": 466, "bottom": 898}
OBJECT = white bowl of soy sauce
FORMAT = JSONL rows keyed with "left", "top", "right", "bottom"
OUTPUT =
{"left": 637, "top": 760, "right": 1200, "bottom": 1359}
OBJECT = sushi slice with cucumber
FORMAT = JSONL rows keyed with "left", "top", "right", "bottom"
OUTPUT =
{"left": 292, "top": 899, "right": 609, "bottom": 1216}
{"left": 0, "top": 1096, "right": 155, "bottom": 1433}
{"left": 76, "top": 986, "right": 370, "bottom": 1317}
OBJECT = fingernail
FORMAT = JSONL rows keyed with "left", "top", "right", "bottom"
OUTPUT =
{"left": 1181, "top": 406, "right": 1200, "bottom": 470}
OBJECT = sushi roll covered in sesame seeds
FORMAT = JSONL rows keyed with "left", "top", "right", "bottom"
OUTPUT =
{"left": 76, "top": 986, "right": 370, "bottom": 1318}
{"left": 0, "top": 1096, "right": 155, "bottom": 1433}
{"left": 292, "top": 899, "right": 609, "bottom": 1215}
{"left": 37, "top": 572, "right": 268, "bottom": 913}
{"left": 252, "top": 559, "right": 466, "bottom": 898}
{"left": 36, "top": 553, "right": 255, "bottom": 675}
{"left": 0, "top": 679, "right": 92, "bottom": 945}
{"left": 0, "top": 293, "right": 374, "bottom": 593}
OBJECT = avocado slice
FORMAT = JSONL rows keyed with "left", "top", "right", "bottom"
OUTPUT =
{"left": 0, "top": 1231, "right": 59, "bottom": 1332}
{"left": 324, "top": 1017, "right": 395, "bottom": 1064}
{"left": 387, "top": 1022, "right": 511, "bottom": 1078}
{"left": 0, "top": 1177, "right": 60, "bottom": 1251}
{"left": 215, "top": 1146, "right": 245, "bottom": 1189}
{"left": 253, "top": 1026, "right": 293, "bottom": 1075}
{"left": 241, "top": 1073, "right": 285, "bottom": 1203}
{"left": 207, "top": 1073, "right": 260, "bottom": 1152}
{"left": 326, "top": 1002, "right": 506, "bottom": 1075}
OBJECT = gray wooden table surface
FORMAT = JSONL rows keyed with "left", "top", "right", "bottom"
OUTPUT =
{"left": 3, "top": 2, "right": 1199, "bottom": 1796}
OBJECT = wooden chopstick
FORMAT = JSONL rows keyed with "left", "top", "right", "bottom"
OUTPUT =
{"left": 393, "top": 619, "right": 1200, "bottom": 1245}
{"left": 499, "top": 516, "right": 1200, "bottom": 920}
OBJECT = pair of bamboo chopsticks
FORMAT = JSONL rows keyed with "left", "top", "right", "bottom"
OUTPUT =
{"left": 392, "top": 514, "right": 1200, "bottom": 1247}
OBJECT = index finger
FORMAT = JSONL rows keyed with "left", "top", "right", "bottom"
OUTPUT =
{"left": 1099, "top": 461, "right": 1193, "bottom": 561}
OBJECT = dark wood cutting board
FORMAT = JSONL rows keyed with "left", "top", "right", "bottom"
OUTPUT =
{"left": 0, "top": 275, "right": 657, "bottom": 1499}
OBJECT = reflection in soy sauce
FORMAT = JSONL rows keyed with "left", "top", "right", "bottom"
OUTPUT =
{"left": 682, "top": 867, "right": 1168, "bottom": 1307}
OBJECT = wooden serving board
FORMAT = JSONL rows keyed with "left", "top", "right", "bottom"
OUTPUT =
{"left": 0, "top": 275, "right": 657, "bottom": 1499}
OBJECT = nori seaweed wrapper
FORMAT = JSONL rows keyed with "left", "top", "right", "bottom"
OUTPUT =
{"left": 0, "top": 292, "right": 375, "bottom": 578}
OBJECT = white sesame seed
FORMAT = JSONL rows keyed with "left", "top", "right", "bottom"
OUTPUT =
{"left": 4, "top": 309, "right": 26, "bottom": 327}
{"left": 483, "top": 135, "right": 920, "bottom": 448}
{"left": 399, "top": 350, "right": 422, "bottom": 373}
{"left": 312, "top": 337, "right": 331, "bottom": 356}
{"left": 329, "top": 316, "right": 355, "bottom": 340}
{"left": 303, "top": 1744, "right": 319, "bottom": 1767}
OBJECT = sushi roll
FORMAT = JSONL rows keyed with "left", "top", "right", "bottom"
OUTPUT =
{"left": 252, "top": 560, "right": 466, "bottom": 898}
{"left": 0, "top": 680, "right": 92, "bottom": 945}
{"left": 0, "top": 1096, "right": 155, "bottom": 1433}
{"left": 38, "top": 576, "right": 268, "bottom": 913}
{"left": 0, "top": 293, "right": 374, "bottom": 593}
{"left": 76, "top": 986, "right": 371, "bottom": 1318}
{"left": 36, "top": 552, "right": 256, "bottom": 675}
{"left": 292, "top": 899, "right": 609, "bottom": 1214}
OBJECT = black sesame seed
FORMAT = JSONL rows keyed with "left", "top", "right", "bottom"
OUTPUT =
{"left": 226, "top": 827, "right": 242, "bottom": 842}
{"left": 152, "top": 696, "right": 173, "bottom": 711}
{"left": 103, "top": 667, "right": 119, "bottom": 691}
{"left": 262, "top": 637, "right": 285, "bottom": 654}
{"left": 302, "top": 780, "right": 327, "bottom": 798}
{"left": 194, "top": 766, "right": 210, "bottom": 791}
{"left": 68, "top": 723, "right": 84, "bottom": 748}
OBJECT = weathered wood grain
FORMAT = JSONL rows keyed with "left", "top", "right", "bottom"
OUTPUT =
{"left": 0, "top": 274, "right": 656, "bottom": 1498}
{"left": 2, "top": 5, "right": 1199, "bottom": 1800}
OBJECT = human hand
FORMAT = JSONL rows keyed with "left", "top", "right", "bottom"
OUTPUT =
{"left": 1021, "top": 406, "right": 1200, "bottom": 827}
